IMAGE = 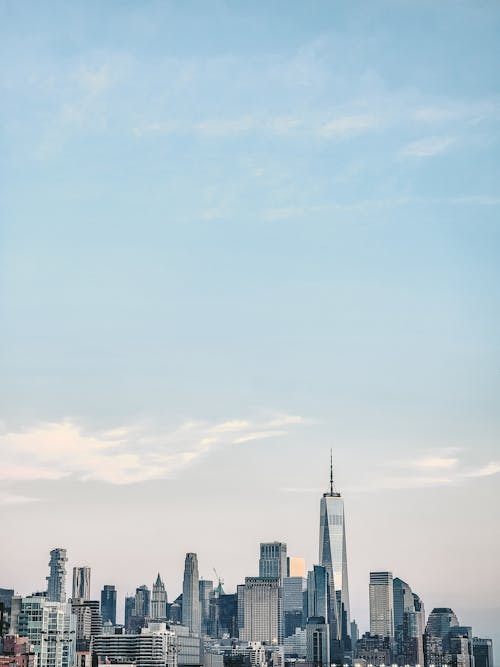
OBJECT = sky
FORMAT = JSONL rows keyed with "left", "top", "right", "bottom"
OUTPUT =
{"left": 1, "top": 0, "right": 500, "bottom": 655}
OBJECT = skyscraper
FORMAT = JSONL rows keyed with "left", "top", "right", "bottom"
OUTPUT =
{"left": 393, "top": 577, "right": 425, "bottom": 666}
{"left": 182, "top": 553, "right": 201, "bottom": 636}
{"left": 46, "top": 548, "right": 67, "bottom": 603}
{"left": 125, "top": 596, "right": 135, "bottom": 630}
{"left": 287, "top": 557, "right": 306, "bottom": 578}
{"left": 307, "top": 566, "right": 329, "bottom": 623}
{"left": 259, "top": 542, "right": 287, "bottom": 581}
{"left": 319, "top": 454, "right": 350, "bottom": 652}
{"left": 239, "top": 577, "right": 282, "bottom": 644}
{"left": 369, "top": 572, "right": 394, "bottom": 638}
{"left": 72, "top": 566, "right": 91, "bottom": 601}
{"left": 135, "top": 585, "right": 151, "bottom": 619}
{"left": 198, "top": 579, "right": 213, "bottom": 636}
{"left": 101, "top": 585, "right": 117, "bottom": 625}
{"left": 151, "top": 574, "right": 168, "bottom": 620}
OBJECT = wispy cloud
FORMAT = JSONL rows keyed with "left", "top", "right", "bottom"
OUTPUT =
{"left": 0, "top": 414, "right": 305, "bottom": 485}
{"left": 0, "top": 494, "right": 41, "bottom": 506}
{"left": 464, "top": 462, "right": 500, "bottom": 478}
{"left": 319, "top": 114, "right": 379, "bottom": 138}
{"left": 412, "top": 457, "right": 459, "bottom": 469}
{"left": 401, "top": 135, "right": 455, "bottom": 157}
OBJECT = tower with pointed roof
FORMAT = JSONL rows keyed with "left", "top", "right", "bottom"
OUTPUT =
{"left": 151, "top": 573, "right": 168, "bottom": 620}
{"left": 318, "top": 451, "right": 351, "bottom": 660}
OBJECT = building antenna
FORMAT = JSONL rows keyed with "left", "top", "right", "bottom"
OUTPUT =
{"left": 330, "top": 448, "right": 334, "bottom": 495}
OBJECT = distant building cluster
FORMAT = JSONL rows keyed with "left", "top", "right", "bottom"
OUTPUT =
{"left": 0, "top": 459, "right": 494, "bottom": 667}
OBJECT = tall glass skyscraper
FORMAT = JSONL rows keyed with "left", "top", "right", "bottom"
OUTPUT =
{"left": 101, "top": 585, "right": 117, "bottom": 625}
{"left": 318, "top": 454, "right": 350, "bottom": 653}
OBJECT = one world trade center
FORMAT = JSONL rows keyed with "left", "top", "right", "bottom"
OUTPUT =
{"left": 319, "top": 452, "right": 351, "bottom": 660}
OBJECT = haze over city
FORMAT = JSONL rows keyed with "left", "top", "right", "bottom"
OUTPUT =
{"left": 1, "top": 0, "right": 499, "bottom": 662}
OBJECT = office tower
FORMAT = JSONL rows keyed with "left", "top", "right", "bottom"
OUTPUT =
{"left": 393, "top": 577, "right": 425, "bottom": 665}
{"left": 101, "top": 585, "right": 117, "bottom": 625}
{"left": 307, "top": 565, "right": 329, "bottom": 623}
{"left": 198, "top": 580, "right": 213, "bottom": 636}
{"left": 125, "top": 596, "right": 135, "bottom": 629}
{"left": 426, "top": 607, "right": 459, "bottom": 639}
{"left": 350, "top": 620, "right": 359, "bottom": 650}
{"left": 216, "top": 593, "right": 238, "bottom": 638}
{"left": 236, "top": 584, "right": 245, "bottom": 633}
{"left": 240, "top": 577, "right": 282, "bottom": 644}
{"left": 83, "top": 599, "right": 103, "bottom": 637}
{"left": 46, "top": 548, "right": 67, "bottom": 603}
{"left": 424, "top": 607, "right": 460, "bottom": 667}
{"left": 134, "top": 585, "right": 151, "bottom": 620}
{"left": 283, "top": 627, "right": 307, "bottom": 658}
{"left": 283, "top": 576, "right": 306, "bottom": 638}
{"left": 369, "top": 571, "right": 394, "bottom": 638}
{"left": 259, "top": 543, "right": 287, "bottom": 581}
{"left": 151, "top": 575, "right": 168, "bottom": 620}
{"left": 473, "top": 638, "right": 494, "bottom": 667}
{"left": 306, "top": 617, "right": 330, "bottom": 667}
{"left": 319, "top": 454, "right": 350, "bottom": 653}
{"left": 72, "top": 566, "right": 91, "bottom": 601}
{"left": 182, "top": 553, "right": 201, "bottom": 636}
{"left": 12, "top": 595, "right": 75, "bottom": 667}
{"left": 287, "top": 557, "right": 306, "bottom": 578}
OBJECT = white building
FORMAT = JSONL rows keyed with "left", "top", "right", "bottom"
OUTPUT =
{"left": 240, "top": 578, "right": 282, "bottom": 645}
{"left": 369, "top": 572, "right": 394, "bottom": 638}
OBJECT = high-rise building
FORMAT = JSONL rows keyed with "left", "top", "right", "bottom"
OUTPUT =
{"left": 355, "top": 633, "right": 393, "bottom": 666}
{"left": 424, "top": 607, "right": 460, "bottom": 667}
{"left": 307, "top": 566, "right": 329, "bottom": 625}
{"left": 287, "top": 557, "right": 306, "bottom": 578}
{"left": 72, "top": 567, "right": 91, "bottom": 601}
{"left": 101, "top": 585, "right": 117, "bottom": 625}
{"left": 283, "top": 576, "right": 306, "bottom": 638}
{"left": 135, "top": 586, "right": 151, "bottom": 619}
{"left": 319, "top": 454, "right": 350, "bottom": 653}
{"left": 70, "top": 598, "right": 92, "bottom": 651}
{"left": 239, "top": 577, "right": 282, "bottom": 644}
{"left": 125, "top": 596, "right": 135, "bottom": 630}
{"left": 473, "top": 638, "right": 494, "bottom": 667}
{"left": 350, "top": 620, "right": 359, "bottom": 650}
{"left": 369, "top": 572, "right": 394, "bottom": 639}
{"left": 46, "top": 548, "right": 67, "bottom": 603}
{"left": 182, "top": 553, "right": 201, "bottom": 636}
{"left": 306, "top": 617, "right": 330, "bottom": 667}
{"left": 198, "top": 580, "right": 213, "bottom": 636}
{"left": 259, "top": 543, "right": 287, "bottom": 582}
{"left": 393, "top": 577, "right": 425, "bottom": 666}
{"left": 151, "top": 575, "right": 168, "bottom": 621}
{"left": 11, "top": 595, "right": 75, "bottom": 667}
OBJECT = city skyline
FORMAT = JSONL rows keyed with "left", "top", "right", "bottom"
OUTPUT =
{"left": 1, "top": 0, "right": 499, "bottom": 660}
{"left": 0, "top": 459, "right": 496, "bottom": 648}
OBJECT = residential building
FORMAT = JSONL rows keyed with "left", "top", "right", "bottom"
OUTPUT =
{"left": 72, "top": 568, "right": 91, "bottom": 601}
{"left": 46, "top": 548, "right": 68, "bottom": 603}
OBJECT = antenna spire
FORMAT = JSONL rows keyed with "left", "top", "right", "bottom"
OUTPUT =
{"left": 330, "top": 449, "right": 334, "bottom": 495}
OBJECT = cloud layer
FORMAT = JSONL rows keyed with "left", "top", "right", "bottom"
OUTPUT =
{"left": 0, "top": 415, "right": 305, "bottom": 486}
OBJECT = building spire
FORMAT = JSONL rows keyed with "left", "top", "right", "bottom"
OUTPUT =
{"left": 330, "top": 448, "right": 334, "bottom": 495}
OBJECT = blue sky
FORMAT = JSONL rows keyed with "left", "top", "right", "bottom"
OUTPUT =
{"left": 1, "top": 0, "right": 499, "bottom": 652}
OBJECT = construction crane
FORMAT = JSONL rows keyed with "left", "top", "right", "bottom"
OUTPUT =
{"left": 213, "top": 567, "right": 224, "bottom": 594}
